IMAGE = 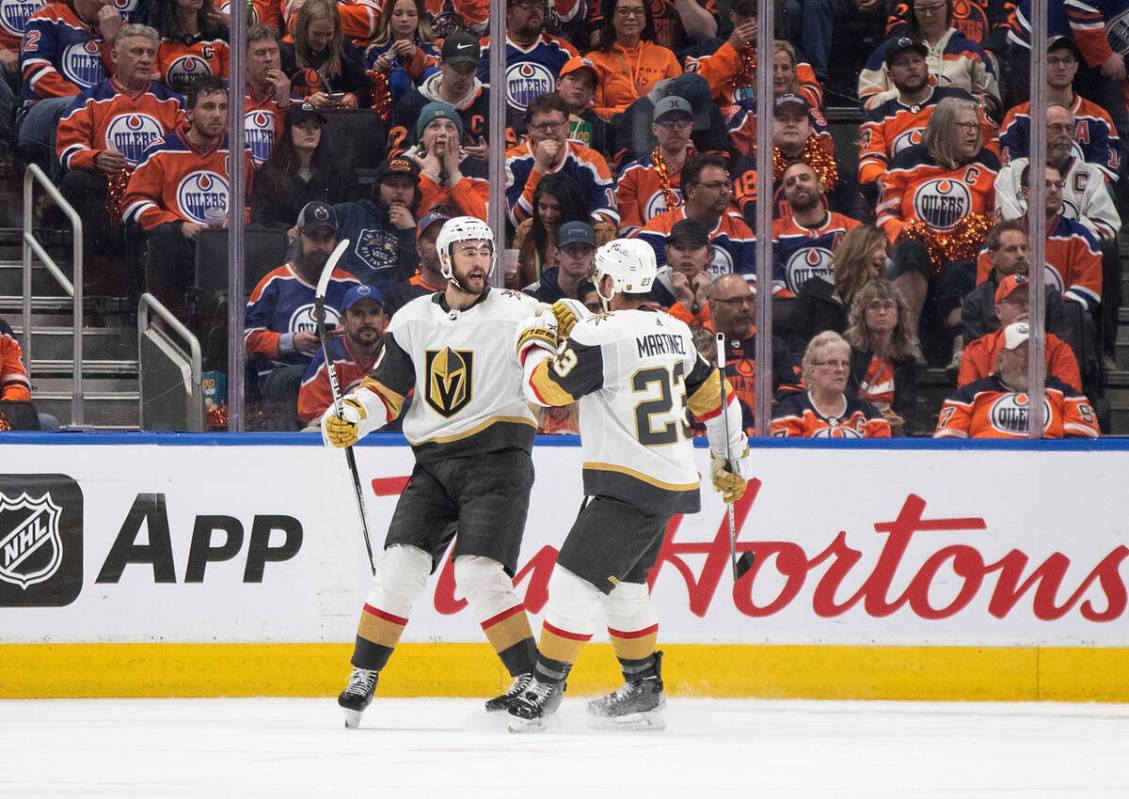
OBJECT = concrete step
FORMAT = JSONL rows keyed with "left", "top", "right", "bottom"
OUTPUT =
{"left": 29, "top": 358, "right": 139, "bottom": 377}
{"left": 31, "top": 376, "right": 138, "bottom": 394}
{"left": 11, "top": 325, "right": 136, "bottom": 362}
{"left": 0, "top": 295, "right": 74, "bottom": 313}
{"left": 0, "top": 261, "right": 70, "bottom": 297}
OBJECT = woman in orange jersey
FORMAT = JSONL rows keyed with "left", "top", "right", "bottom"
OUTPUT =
{"left": 844, "top": 279, "right": 918, "bottom": 435}
{"left": 877, "top": 96, "right": 998, "bottom": 368}
{"left": 586, "top": 0, "right": 681, "bottom": 120}
{"left": 770, "top": 331, "right": 892, "bottom": 438}
{"left": 154, "top": 0, "right": 230, "bottom": 95}
{"left": 281, "top": 0, "right": 371, "bottom": 108}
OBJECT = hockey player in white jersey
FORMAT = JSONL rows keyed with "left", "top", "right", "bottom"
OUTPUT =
{"left": 321, "top": 216, "right": 546, "bottom": 728}
{"left": 507, "top": 238, "right": 753, "bottom": 732}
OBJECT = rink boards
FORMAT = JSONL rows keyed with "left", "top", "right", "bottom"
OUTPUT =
{"left": 1, "top": 433, "right": 1128, "bottom": 701}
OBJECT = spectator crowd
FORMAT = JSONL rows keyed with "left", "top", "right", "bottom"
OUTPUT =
{"left": 2, "top": 0, "right": 1119, "bottom": 439}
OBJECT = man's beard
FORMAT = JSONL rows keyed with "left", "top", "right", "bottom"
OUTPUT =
{"left": 789, "top": 190, "right": 818, "bottom": 213}
{"left": 296, "top": 247, "right": 330, "bottom": 275}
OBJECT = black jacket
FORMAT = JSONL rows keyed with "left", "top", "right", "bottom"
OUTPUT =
{"left": 250, "top": 159, "right": 362, "bottom": 229}
{"left": 848, "top": 347, "right": 918, "bottom": 434}
{"left": 778, "top": 276, "right": 850, "bottom": 362}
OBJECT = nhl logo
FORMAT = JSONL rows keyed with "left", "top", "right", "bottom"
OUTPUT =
{"left": 505, "top": 62, "right": 554, "bottom": 111}
{"left": 0, "top": 492, "right": 63, "bottom": 590}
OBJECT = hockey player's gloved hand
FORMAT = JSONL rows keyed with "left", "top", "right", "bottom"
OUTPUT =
{"left": 321, "top": 397, "right": 367, "bottom": 448}
{"left": 550, "top": 300, "right": 580, "bottom": 338}
{"left": 711, "top": 451, "right": 751, "bottom": 504}
{"left": 515, "top": 312, "right": 559, "bottom": 362}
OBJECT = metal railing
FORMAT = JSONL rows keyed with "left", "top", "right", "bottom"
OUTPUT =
{"left": 137, "top": 292, "right": 204, "bottom": 432}
{"left": 22, "top": 162, "right": 84, "bottom": 426}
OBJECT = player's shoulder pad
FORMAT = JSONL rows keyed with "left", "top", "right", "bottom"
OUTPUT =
{"left": 491, "top": 288, "right": 542, "bottom": 317}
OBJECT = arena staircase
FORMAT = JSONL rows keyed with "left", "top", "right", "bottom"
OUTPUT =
{"left": 0, "top": 244, "right": 141, "bottom": 430}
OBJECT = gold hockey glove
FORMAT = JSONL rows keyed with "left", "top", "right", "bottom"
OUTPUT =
{"left": 550, "top": 300, "right": 579, "bottom": 338}
{"left": 321, "top": 397, "right": 367, "bottom": 448}
{"left": 711, "top": 456, "right": 748, "bottom": 504}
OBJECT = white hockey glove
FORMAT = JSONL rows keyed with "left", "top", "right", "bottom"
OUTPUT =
{"left": 710, "top": 446, "right": 752, "bottom": 504}
{"left": 321, "top": 396, "right": 368, "bottom": 448}
{"left": 515, "top": 310, "right": 559, "bottom": 364}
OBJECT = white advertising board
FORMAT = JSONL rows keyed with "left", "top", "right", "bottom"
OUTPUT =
{"left": 1, "top": 437, "right": 1127, "bottom": 647}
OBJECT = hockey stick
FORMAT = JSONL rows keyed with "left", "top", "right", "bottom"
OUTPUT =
{"left": 315, "top": 238, "right": 376, "bottom": 575}
{"left": 715, "top": 333, "right": 755, "bottom": 582}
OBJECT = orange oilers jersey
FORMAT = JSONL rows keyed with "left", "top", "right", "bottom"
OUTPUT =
{"left": 424, "top": 0, "right": 489, "bottom": 36}
{"left": 157, "top": 36, "right": 229, "bottom": 95}
{"left": 587, "top": 41, "right": 682, "bottom": 120}
{"left": 217, "top": 0, "right": 282, "bottom": 33}
{"left": 771, "top": 211, "right": 860, "bottom": 296}
{"left": 858, "top": 86, "right": 998, "bottom": 185}
{"left": 615, "top": 151, "right": 688, "bottom": 235}
{"left": 56, "top": 79, "right": 185, "bottom": 171}
{"left": 876, "top": 144, "right": 999, "bottom": 242}
{"left": 770, "top": 391, "right": 892, "bottom": 438}
{"left": 958, "top": 328, "right": 1082, "bottom": 392}
{"left": 416, "top": 154, "right": 489, "bottom": 221}
{"left": 858, "top": 355, "right": 896, "bottom": 407}
{"left": 934, "top": 375, "right": 1100, "bottom": 438}
{"left": 974, "top": 215, "right": 1103, "bottom": 311}
{"left": 244, "top": 90, "right": 288, "bottom": 167}
{"left": 121, "top": 128, "right": 254, "bottom": 231}
{"left": 284, "top": 0, "right": 380, "bottom": 42}
{"left": 686, "top": 41, "right": 823, "bottom": 111}
{"left": 297, "top": 335, "right": 381, "bottom": 424}
{"left": 0, "top": 318, "right": 30, "bottom": 402}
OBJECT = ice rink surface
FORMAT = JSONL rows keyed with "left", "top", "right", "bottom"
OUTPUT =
{"left": 3, "top": 697, "right": 1127, "bottom": 798}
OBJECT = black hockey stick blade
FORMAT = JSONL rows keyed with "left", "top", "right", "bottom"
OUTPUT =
{"left": 734, "top": 550, "right": 755, "bottom": 581}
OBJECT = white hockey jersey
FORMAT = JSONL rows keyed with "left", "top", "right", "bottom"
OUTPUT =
{"left": 524, "top": 308, "right": 745, "bottom": 513}
{"left": 358, "top": 287, "right": 541, "bottom": 461}
{"left": 994, "top": 156, "right": 1121, "bottom": 240}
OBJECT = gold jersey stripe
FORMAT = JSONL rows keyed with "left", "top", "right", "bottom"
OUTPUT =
{"left": 528, "top": 359, "right": 575, "bottom": 407}
{"left": 482, "top": 611, "right": 534, "bottom": 655}
{"left": 610, "top": 631, "right": 658, "bottom": 661}
{"left": 408, "top": 415, "right": 538, "bottom": 446}
{"left": 359, "top": 377, "right": 407, "bottom": 419}
{"left": 583, "top": 461, "right": 700, "bottom": 492}
{"left": 687, "top": 370, "right": 727, "bottom": 418}
{"left": 539, "top": 628, "right": 588, "bottom": 665}
{"left": 357, "top": 610, "right": 408, "bottom": 649}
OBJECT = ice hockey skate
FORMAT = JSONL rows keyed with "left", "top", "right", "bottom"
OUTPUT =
{"left": 587, "top": 652, "right": 666, "bottom": 730}
{"left": 506, "top": 677, "right": 564, "bottom": 732}
{"left": 484, "top": 672, "right": 532, "bottom": 713}
{"left": 337, "top": 668, "right": 378, "bottom": 729}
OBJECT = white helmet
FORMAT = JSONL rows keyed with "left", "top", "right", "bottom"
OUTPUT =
{"left": 436, "top": 216, "right": 496, "bottom": 283}
{"left": 593, "top": 238, "right": 657, "bottom": 307}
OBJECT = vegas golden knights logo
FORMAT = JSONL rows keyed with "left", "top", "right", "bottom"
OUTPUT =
{"left": 424, "top": 348, "right": 473, "bottom": 417}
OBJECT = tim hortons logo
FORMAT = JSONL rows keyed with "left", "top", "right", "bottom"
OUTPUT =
{"left": 0, "top": 491, "right": 63, "bottom": 589}
{"left": 369, "top": 476, "right": 1129, "bottom": 623}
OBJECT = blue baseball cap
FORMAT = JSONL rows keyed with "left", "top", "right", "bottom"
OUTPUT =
{"left": 342, "top": 283, "right": 385, "bottom": 311}
{"left": 416, "top": 101, "right": 464, "bottom": 139}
